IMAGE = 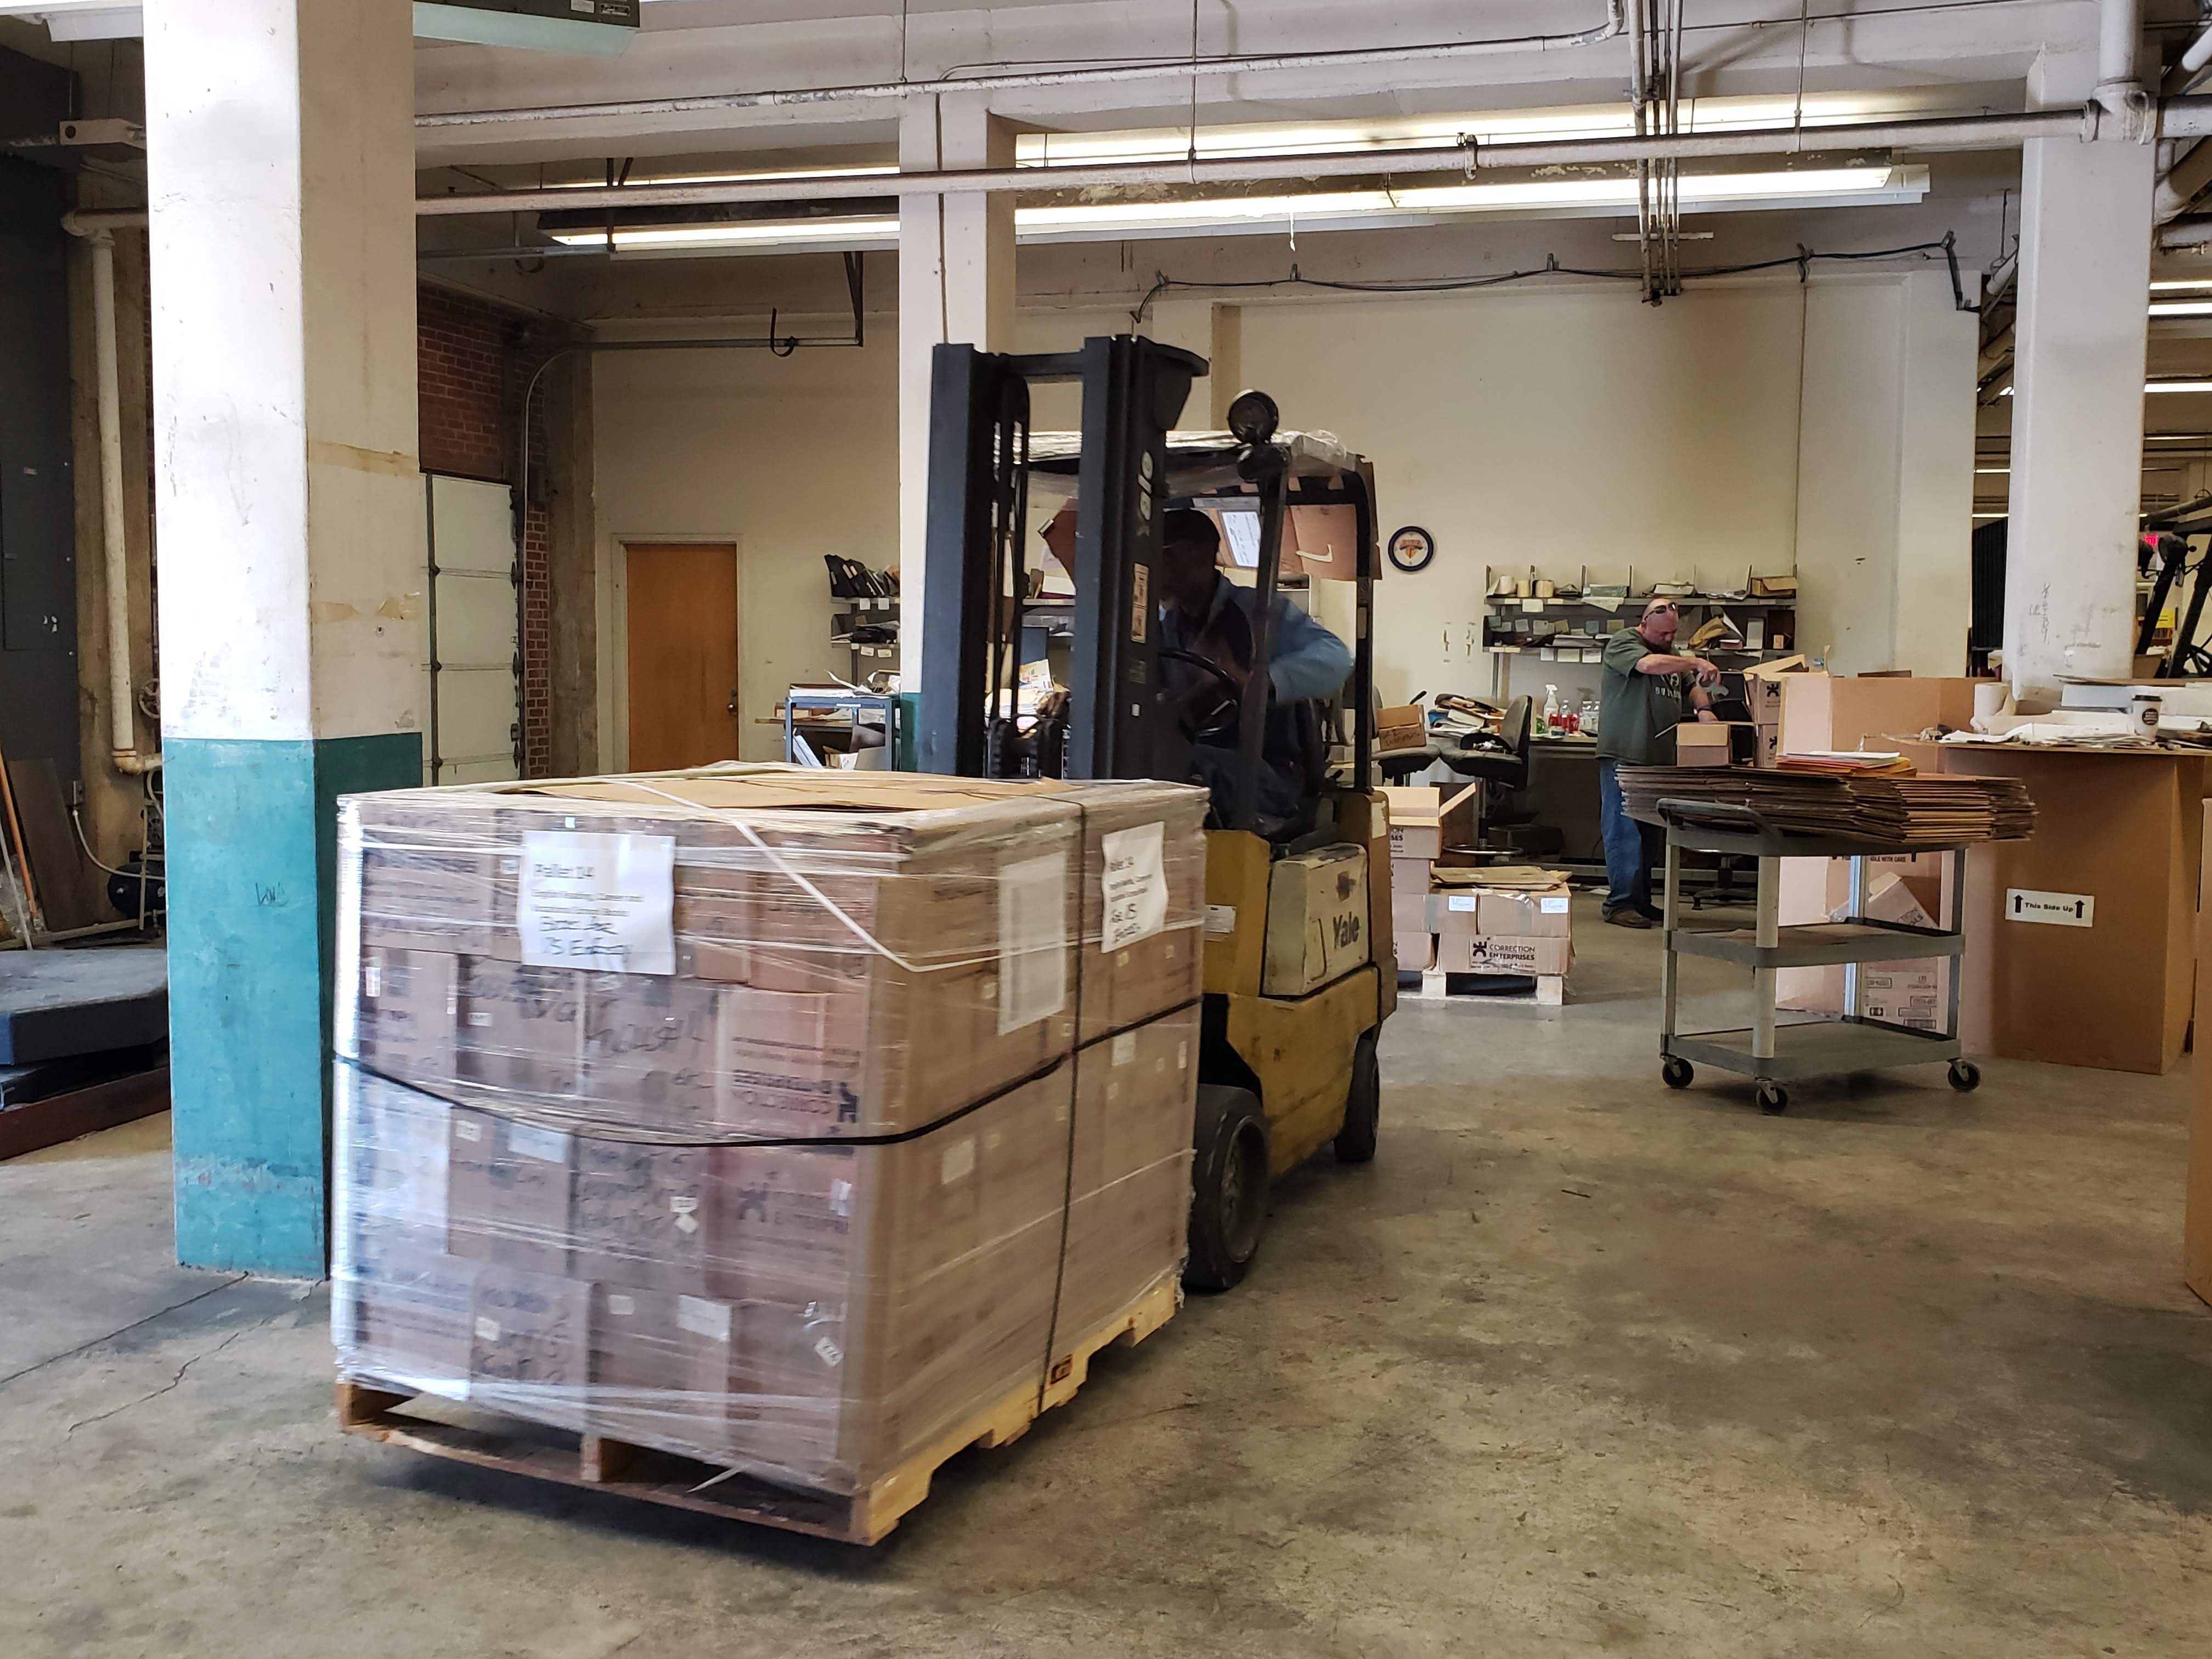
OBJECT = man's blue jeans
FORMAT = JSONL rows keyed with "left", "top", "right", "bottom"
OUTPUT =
{"left": 1597, "top": 758, "right": 1660, "bottom": 919}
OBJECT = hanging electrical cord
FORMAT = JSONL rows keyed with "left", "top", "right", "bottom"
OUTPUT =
{"left": 1128, "top": 234, "right": 1976, "bottom": 324}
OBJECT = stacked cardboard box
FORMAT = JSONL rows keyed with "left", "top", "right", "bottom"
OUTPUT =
{"left": 1379, "top": 784, "right": 1481, "bottom": 973}
{"left": 333, "top": 769, "right": 1205, "bottom": 1497}
{"left": 1424, "top": 871, "right": 1575, "bottom": 977}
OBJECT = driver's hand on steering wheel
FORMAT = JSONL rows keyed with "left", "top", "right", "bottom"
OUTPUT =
{"left": 1194, "top": 636, "right": 1250, "bottom": 689}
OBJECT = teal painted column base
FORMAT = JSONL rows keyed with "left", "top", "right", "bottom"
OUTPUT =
{"left": 165, "top": 733, "right": 422, "bottom": 1275}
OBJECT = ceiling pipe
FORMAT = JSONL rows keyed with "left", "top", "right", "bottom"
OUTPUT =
{"left": 415, "top": 1, "right": 1627, "bottom": 132}
{"left": 2097, "top": 0, "right": 2152, "bottom": 140}
{"left": 63, "top": 98, "right": 2212, "bottom": 240}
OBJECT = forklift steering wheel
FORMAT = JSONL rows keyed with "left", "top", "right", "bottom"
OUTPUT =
{"left": 1160, "top": 648, "right": 1245, "bottom": 744}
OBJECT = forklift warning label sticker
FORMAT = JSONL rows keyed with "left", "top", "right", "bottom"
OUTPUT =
{"left": 518, "top": 831, "right": 677, "bottom": 974}
{"left": 1099, "top": 821, "right": 1169, "bottom": 952}
{"left": 1131, "top": 563, "right": 1150, "bottom": 642}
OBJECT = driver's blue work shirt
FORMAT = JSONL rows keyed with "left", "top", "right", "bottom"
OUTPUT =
{"left": 1156, "top": 572, "right": 1352, "bottom": 702}
{"left": 1158, "top": 572, "right": 1352, "bottom": 825}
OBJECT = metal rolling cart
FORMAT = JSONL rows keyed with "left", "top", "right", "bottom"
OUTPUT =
{"left": 1654, "top": 798, "right": 1982, "bottom": 1115}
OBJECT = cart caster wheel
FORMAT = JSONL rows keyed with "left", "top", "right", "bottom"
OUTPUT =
{"left": 1947, "top": 1059, "right": 1981, "bottom": 1093}
{"left": 1661, "top": 1057, "right": 1694, "bottom": 1090}
{"left": 1756, "top": 1082, "right": 1790, "bottom": 1115}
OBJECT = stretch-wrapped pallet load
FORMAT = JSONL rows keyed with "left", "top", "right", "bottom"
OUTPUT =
{"left": 332, "top": 768, "right": 1207, "bottom": 1498}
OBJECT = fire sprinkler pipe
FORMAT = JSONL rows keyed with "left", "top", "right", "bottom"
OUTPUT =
{"left": 414, "top": 1, "right": 1628, "bottom": 132}
{"left": 72, "top": 227, "right": 159, "bottom": 776}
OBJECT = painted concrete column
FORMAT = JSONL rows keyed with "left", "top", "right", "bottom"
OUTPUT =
{"left": 147, "top": 0, "right": 426, "bottom": 1273}
{"left": 1891, "top": 268, "right": 1979, "bottom": 675}
{"left": 897, "top": 97, "right": 1015, "bottom": 689}
{"left": 2006, "top": 50, "right": 2156, "bottom": 702}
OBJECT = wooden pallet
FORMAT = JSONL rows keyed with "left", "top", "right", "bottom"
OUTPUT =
{"left": 1399, "top": 967, "right": 1567, "bottom": 1008}
{"left": 337, "top": 1276, "right": 1178, "bottom": 1546}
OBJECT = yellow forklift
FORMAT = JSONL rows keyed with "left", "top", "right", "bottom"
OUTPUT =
{"left": 919, "top": 336, "right": 1395, "bottom": 1288}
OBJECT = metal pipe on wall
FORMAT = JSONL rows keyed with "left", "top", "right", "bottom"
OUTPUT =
{"left": 415, "top": 1, "right": 1628, "bottom": 132}
{"left": 77, "top": 227, "right": 159, "bottom": 776}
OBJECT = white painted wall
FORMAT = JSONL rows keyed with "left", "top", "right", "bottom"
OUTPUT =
{"left": 592, "top": 271, "right": 1976, "bottom": 759}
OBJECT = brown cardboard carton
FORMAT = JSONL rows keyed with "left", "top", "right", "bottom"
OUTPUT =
{"left": 1434, "top": 931, "right": 1571, "bottom": 976}
{"left": 469, "top": 1265, "right": 589, "bottom": 1429}
{"left": 1380, "top": 784, "right": 1480, "bottom": 861}
{"left": 456, "top": 958, "right": 588, "bottom": 1104}
{"left": 580, "top": 972, "right": 721, "bottom": 1132}
{"left": 1424, "top": 884, "right": 1572, "bottom": 939}
{"left": 349, "top": 1247, "right": 476, "bottom": 1394}
{"left": 1047, "top": 780, "right": 1209, "bottom": 1046}
{"left": 1390, "top": 856, "right": 1434, "bottom": 896}
{"left": 1377, "top": 704, "right": 1426, "bottom": 751}
{"left": 1396, "top": 932, "right": 1436, "bottom": 972}
{"left": 570, "top": 1137, "right": 718, "bottom": 1294}
{"left": 447, "top": 1108, "right": 575, "bottom": 1277}
{"left": 1262, "top": 844, "right": 1370, "bottom": 995}
{"left": 1669, "top": 721, "right": 1752, "bottom": 767}
{"left": 354, "top": 947, "right": 458, "bottom": 1088}
{"left": 1060, "top": 1011, "right": 1195, "bottom": 1341}
{"left": 1391, "top": 889, "right": 1429, "bottom": 942}
{"left": 2187, "top": 802, "right": 2212, "bottom": 1306}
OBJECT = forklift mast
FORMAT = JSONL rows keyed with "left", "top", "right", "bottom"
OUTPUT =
{"left": 917, "top": 335, "right": 1205, "bottom": 784}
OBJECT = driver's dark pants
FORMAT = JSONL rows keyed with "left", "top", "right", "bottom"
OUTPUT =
{"left": 1192, "top": 743, "right": 1302, "bottom": 828}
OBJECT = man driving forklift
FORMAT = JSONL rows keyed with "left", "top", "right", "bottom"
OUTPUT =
{"left": 1156, "top": 507, "right": 1353, "bottom": 827}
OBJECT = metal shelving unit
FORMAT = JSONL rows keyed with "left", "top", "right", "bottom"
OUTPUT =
{"left": 830, "top": 595, "right": 899, "bottom": 680}
{"left": 782, "top": 687, "right": 902, "bottom": 769}
{"left": 1654, "top": 799, "right": 1983, "bottom": 1115}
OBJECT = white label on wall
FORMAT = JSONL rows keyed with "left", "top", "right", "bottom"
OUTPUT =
{"left": 997, "top": 855, "right": 1069, "bottom": 1034}
{"left": 517, "top": 830, "right": 676, "bottom": 975}
{"left": 1205, "top": 904, "right": 1237, "bottom": 936}
{"left": 506, "top": 1122, "right": 570, "bottom": 1165}
{"left": 1099, "top": 821, "right": 1169, "bottom": 952}
{"left": 678, "top": 1296, "right": 732, "bottom": 1343}
{"left": 2006, "top": 888, "right": 2094, "bottom": 928}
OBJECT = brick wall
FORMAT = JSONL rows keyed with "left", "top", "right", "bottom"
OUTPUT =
{"left": 416, "top": 284, "right": 580, "bottom": 777}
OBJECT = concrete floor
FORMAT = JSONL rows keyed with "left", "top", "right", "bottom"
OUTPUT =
{"left": 6, "top": 899, "right": 2212, "bottom": 1656}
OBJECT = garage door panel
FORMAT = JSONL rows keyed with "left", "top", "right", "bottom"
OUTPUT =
{"left": 426, "top": 475, "right": 520, "bottom": 786}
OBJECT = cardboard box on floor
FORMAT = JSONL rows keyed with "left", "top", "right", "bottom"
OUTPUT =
{"left": 2186, "top": 803, "right": 2212, "bottom": 1305}
{"left": 1896, "top": 740, "right": 2204, "bottom": 1074}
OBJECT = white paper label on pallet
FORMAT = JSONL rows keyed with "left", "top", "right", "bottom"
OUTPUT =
{"left": 1539, "top": 895, "right": 1571, "bottom": 915}
{"left": 1447, "top": 895, "right": 1477, "bottom": 913}
{"left": 678, "top": 1296, "right": 731, "bottom": 1343}
{"left": 2005, "top": 888, "right": 2094, "bottom": 928}
{"left": 996, "top": 855, "right": 1068, "bottom": 1035}
{"left": 1099, "top": 821, "right": 1169, "bottom": 952}
{"left": 506, "top": 1123, "right": 569, "bottom": 1165}
{"left": 941, "top": 1135, "right": 977, "bottom": 1185}
{"left": 1205, "top": 904, "right": 1237, "bottom": 936}
{"left": 517, "top": 830, "right": 677, "bottom": 976}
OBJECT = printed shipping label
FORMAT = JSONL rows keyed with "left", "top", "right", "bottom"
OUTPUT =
{"left": 1205, "top": 904, "right": 1237, "bottom": 936}
{"left": 2005, "top": 888, "right": 2094, "bottom": 928}
{"left": 1539, "top": 894, "right": 1571, "bottom": 914}
{"left": 678, "top": 1296, "right": 732, "bottom": 1343}
{"left": 1099, "top": 821, "right": 1170, "bottom": 952}
{"left": 607, "top": 1294, "right": 635, "bottom": 1317}
{"left": 1112, "top": 1031, "right": 1138, "bottom": 1066}
{"left": 506, "top": 1122, "right": 570, "bottom": 1165}
{"left": 1447, "top": 895, "right": 1476, "bottom": 913}
{"left": 517, "top": 830, "right": 677, "bottom": 975}
{"left": 997, "top": 854, "right": 1069, "bottom": 1034}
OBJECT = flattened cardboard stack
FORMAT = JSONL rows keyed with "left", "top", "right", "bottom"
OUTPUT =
{"left": 333, "top": 769, "right": 1206, "bottom": 1498}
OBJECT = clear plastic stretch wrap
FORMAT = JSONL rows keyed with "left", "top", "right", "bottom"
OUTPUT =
{"left": 331, "top": 768, "right": 1207, "bottom": 1497}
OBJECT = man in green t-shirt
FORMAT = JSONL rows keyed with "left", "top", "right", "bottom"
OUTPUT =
{"left": 1595, "top": 599, "right": 1720, "bottom": 928}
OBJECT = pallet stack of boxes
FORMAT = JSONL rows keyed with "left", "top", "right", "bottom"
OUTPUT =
{"left": 1423, "top": 871, "right": 1575, "bottom": 979}
{"left": 333, "top": 771, "right": 1206, "bottom": 1498}
{"left": 1381, "top": 783, "right": 1480, "bottom": 974}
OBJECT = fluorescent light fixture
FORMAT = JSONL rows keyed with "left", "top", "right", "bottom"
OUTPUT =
{"left": 2147, "top": 380, "right": 2212, "bottom": 393}
{"left": 1974, "top": 465, "right": 2010, "bottom": 473}
{"left": 1972, "top": 513, "right": 2006, "bottom": 520}
{"left": 554, "top": 165, "right": 1914, "bottom": 256}
{"left": 2152, "top": 279, "right": 2212, "bottom": 291}
{"left": 2151, "top": 301, "right": 2212, "bottom": 317}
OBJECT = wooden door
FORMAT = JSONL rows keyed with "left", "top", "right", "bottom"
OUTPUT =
{"left": 625, "top": 541, "right": 740, "bottom": 770}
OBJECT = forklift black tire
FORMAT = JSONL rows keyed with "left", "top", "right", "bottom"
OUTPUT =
{"left": 1185, "top": 1085, "right": 1271, "bottom": 1293}
{"left": 1335, "top": 1030, "right": 1381, "bottom": 1164}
